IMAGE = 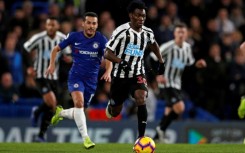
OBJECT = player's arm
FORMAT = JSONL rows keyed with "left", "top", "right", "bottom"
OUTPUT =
{"left": 148, "top": 42, "right": 165, "bottom": 75}
{"left": 100, "top": 59, "right": 112, "bottom": 82}
{"left": 240, "top": 42, "right": 245, "bottom": 51}
{"left": 45, "top": 45, "right": 61, "bottom": 76}
{"left": 104, "top": 48, "right": 122, "bottom": 63}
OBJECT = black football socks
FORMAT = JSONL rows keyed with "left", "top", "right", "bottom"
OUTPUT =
{"left": 137, "top": 104, "right": 148, "bottom": 138}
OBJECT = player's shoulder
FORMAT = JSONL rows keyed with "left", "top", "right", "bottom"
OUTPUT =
{"left": 142, "top": 25, "right": 154, "bottom": 34}
{"left": 113, "top": 23, "right": 130, "bottom": 34}
{"left": 29, "top": 31, "right": 46, "bottom": 40}
{"left": 56, "top": 31, "right": 66, "bottom": 38}
{"left": 183, "top": 41, "right": 192, "bottom": 48}
{"left": 160, "top": 40, "right": 175, "bottom": 50}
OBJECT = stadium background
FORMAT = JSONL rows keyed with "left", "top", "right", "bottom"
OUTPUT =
{"left": 1, "top": 0, "right": 245, "bottom": 143}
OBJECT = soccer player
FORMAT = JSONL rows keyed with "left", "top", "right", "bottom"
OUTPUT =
{"left": 104, "top": 0, "right": 165, "bottom": 139}
{"left": 150, "top": 23, "right": 206, "bottom": 143}
{"left": 46, "top": 12, "right": 112, "bottom": 149}
{"left": 238, "top": 42, "right": 245, "bottom": 119}
{"left": 23, "top": 17, "right": 70, "bottom": 142}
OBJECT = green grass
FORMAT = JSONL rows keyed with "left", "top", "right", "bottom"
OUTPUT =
{"left": 0, "top": 143, "right": 245, "bottom": 153}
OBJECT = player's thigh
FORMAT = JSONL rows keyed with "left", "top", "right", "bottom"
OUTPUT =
{"left": 68, "top": 80, "right": 85, "bottom": 107}
{"left": 162, "top": 88, "right": 183, "bottom": 107}
{"left": 83, "top": 83, "right": 97, "bottom": 108}
{"left": 130, "top": 75, "right": 148, "bottom": 105}
{"left": 35, "top": 78, "right": 52, "bottom": 95}
{"left": 110, "top": 77, "right": 130, "bottom": 106}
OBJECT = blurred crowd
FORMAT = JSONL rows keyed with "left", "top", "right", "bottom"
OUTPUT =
{"left": 0, "top": 0, "right": 245, "bottom": 120}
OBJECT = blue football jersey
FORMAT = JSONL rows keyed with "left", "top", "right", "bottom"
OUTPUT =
{"left": 59, "top": 31, "right": 108, "bottom": 78}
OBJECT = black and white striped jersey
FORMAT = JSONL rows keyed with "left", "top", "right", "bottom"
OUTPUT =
{"left": 24, "top": 31, "right": 70, "bottom": 80}
{"left": 106, "top": 22, "right": 155, "bottom": 78}
{"left": 150, "top": 40, "right": 195, "bottom": 89}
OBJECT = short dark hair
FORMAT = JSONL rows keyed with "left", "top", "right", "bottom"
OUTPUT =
{"left": 82, "top": 12, "right": 98, "bottom": 20}
{"left": 47, "top": 16, "right": 58, "bottom": 21}
{"left": 174, "top": 22, "right": 187, "bottom": 30}
{"left": 127, "top": 0, "right": 146, "bottom": 13}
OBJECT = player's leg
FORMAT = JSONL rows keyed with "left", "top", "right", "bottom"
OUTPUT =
{"left": 34, "top": 79, "right": 57, "bottom": 142}
{"left": 72, "top": 90, "right": 95, "bottom": 149}
{"left": 156, "top": 88, "right": 184, "bottom": 142}
{"left": 106, "top": 77, "right": 129, "bottom": 118}
{"left": 238, "top": 95, "right": 245, "bottom": 119}
{"left": 132, "top": 75, "right": 148, "bottom": 138}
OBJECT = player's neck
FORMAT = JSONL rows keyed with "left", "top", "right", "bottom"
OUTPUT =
{"left": 175, "top": 40, "right": 183, "bottom": 48}
{"left": 129, "top": 22, "right": 142, "bottom": 32}
{"left": 83, "top": 32, "right": 95, "bottom": 38}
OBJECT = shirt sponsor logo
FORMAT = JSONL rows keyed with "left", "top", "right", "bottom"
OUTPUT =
{"left": 172, "top": 58, "right": 185, "bottom": 69}
{"left": 124, "top": 43, "right": 143, "bottom": 57}
{"left": 78, "top": 50, "right": 98, "bottom": 57}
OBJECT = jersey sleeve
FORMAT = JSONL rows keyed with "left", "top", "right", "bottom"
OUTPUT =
{"left": 59, "top": 32, "right": 74, "bottom": 50}
{"left": 106, "top": 28, "right": 123, "bottom": 52}
{"left": 23, "top": 34, "right": 39, "bottom": 52}
{"left": 186, "top": 45, "right": 195, "bottom": 66}
{"left": 100, "top": 35, "right": 108, "bottom": 56}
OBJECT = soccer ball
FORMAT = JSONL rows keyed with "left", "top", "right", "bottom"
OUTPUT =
{"left": 133, "top": 136, "right": 156, "bottom": 153}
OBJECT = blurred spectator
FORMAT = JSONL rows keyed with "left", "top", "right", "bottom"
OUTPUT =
{"left": 98, "top": 11, "right": 112, "bottom": 30}
{"left": 230, "top": 7, "right": 245, "bottom": 28}
{"left": 202, "top": 18, "right": 220, "bottom": 53}
{"left": 101, "top": 18, "right": 115, "bottom": 39}
{"left": 165, "top": 2, "right": 181, "bottom": 25}
{"left": 2, "top": 33, "right": 24, "bottom": 86}
{"left": 19, "top": 75, "right": 40, "bottom": 98}
{"left": 227, "top": 48, "right": 245, "bottom": 119}
{"left": 215, "top": 8, "right": 235, "bottom": 35}
{"left": 197, "top": 43, "right": 227, "bottom": 119}
{"left": 144, "top": 5, "right": 159, "bottom": 31}
{"left": 154, "top": 15, "right": 174, "bottom": 45}
{"left": 0, "top": 72, "right": 19, "bottom": 102}
{"left": 0, "top": 51, "right": 9, "bottom": 78}
{"left": 60, "top": 20, "right": 73, "bottom": 35}
{"left": 73, "top": 15, "right": 83, "bottom": 31}
{"left": 22, "top": 0, "right": 34, "bottom": 30}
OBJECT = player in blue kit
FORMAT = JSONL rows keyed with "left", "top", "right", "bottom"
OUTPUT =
{"left": 46, "top": 12, "right": 112, "bottom": 149}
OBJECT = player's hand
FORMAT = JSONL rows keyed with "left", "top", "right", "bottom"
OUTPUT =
{"left": 156, "top": 75, "right": 167, "bottom": 84}
{"left": 101, "top": 71, "right": 111, "bottom": 82}
{"left": 45, "top": 65, "right": 55, "bottom": 77}
{"left": 158, "top": 62, "right": 165, "bottom": 75}
{"left": 195, "top": 59, "right": 207, "bottom": 68}
{"left": 119, "top": 60, "right": 131, "bottom": 72}
{"left": 27, "top": 67, "right": 36, "bottom": 77}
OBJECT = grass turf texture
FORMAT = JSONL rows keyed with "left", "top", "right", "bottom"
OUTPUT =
{"left": 0, "top": 143, "right": 245, "bottom": 153}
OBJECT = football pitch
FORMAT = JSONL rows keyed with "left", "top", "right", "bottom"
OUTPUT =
{"left": 1, "top": 143, "right": 245, "bottom": 153}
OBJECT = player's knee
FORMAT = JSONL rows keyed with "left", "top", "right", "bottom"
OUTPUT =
{"left": 74, "top": 101, "right": 84, "bottom": 108}
{"left": 134, "top": 93, "right": 146, "bottom": 106}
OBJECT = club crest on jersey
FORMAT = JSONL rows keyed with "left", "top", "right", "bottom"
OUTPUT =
{"left": 93, "top": 42, "right": 99, "bottom": 49}
{"left": 74, "top": 83, "right": 79, "bottom": 88}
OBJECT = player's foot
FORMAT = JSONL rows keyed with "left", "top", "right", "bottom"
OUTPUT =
{"left": 84, "top": 136, "right": 95, "bottom": 149}
{"left": 238, "top": 96, "right": 245, "bottom": 119}
{"left": 34, "top": 136, "right": 46, "bottom": 143}
{"left": 105, "top": 103, "right": 113, "bottom": 119}
{"left": 30, "top": 106, "right": 38, "bottom": 127}
{"left": 51, "top": 105, "right": 63, "bottom": 125}
{"left": 156, "top": 126, "right": 166, "bottom": 143}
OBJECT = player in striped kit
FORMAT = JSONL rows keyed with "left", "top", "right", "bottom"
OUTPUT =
{"left": 23, "top": 17, "right": 71, "bottom": 142}
{"left": 150, "top": 23, "right": 206, "bottom": 143}
{"left": 104, "top": 0, "right": 165, "bottom": 139}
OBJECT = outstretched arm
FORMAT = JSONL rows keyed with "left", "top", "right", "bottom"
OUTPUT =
{"left": 45, "top": 45, "right": 61, "bottom": 76}
{"left": 101, "top": 59, "right": 112, "bottom": 82}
